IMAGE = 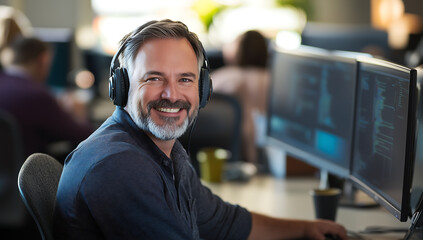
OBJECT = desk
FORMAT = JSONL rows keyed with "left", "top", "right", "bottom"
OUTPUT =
{"left": 203, "top": 175, "right": 411, "bottom": 239}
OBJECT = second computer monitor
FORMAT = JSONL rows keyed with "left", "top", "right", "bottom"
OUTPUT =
{"left": 267, "top": 47, "right": 357, "bottom": 178}
{"left": 350, "top": 57, "right": 417, "bottom": 222}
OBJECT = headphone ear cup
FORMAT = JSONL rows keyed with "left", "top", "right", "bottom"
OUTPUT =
{"left": 112, "top": 67, "right": 130, "bottom": 107}
{"left": 199, "top": 67, "right": 212, "bottom": 108}
{"left": 108, "top": 74, "right": 116, "bottom": 103}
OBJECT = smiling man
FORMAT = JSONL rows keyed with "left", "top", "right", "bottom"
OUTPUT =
{"left": 126, "top": 37, "right": 200, "bottom": 152}
{"left": 53, "top": 19, "right": 347, "bottom": 240}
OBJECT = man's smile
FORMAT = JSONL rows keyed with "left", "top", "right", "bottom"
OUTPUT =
{"left": 156, "top": 107, "right": 181, "bottom": 113}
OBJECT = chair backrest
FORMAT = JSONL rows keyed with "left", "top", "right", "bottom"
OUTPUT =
{"left": 18, "top": 153, "right": 63, "bottom": 240}
{"left": 0, "top": 110, "right": 27, "bottom": 226}
{"left": 179, "top": 93, "right": 242, "bottom": 172}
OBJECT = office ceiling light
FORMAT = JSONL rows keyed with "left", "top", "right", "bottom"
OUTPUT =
{"left": 208, "top": 6, "right": 306, "bottom": 46}
{"left": 213, "top": 0, "right": 243, "bottom": 5}
{"left": 75, "top": 70, "right": 95, "bottom": 89}
{"left": 75, "top": 25, "right": 97, "bottom": 50}
{"left": 388, "top": 18, "right": 409, "bottom": 49}
{"left": 371, "top": 0, "right": 404, "bottom": 30}
{"left": 91, "top": 0, "right": 195, "bottom": 14}
{"left": 93, "top": 16, "right": 152, "bottom": 54}
{"left": 388, "top": 13, "right": 422, "bottom": 49}
{"left": 276, "top": 30, "right": 301, "bottom": 50}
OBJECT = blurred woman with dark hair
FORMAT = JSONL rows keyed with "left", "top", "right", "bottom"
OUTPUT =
{"left": 212, "top": 30, "right": 270, "bottom": 166}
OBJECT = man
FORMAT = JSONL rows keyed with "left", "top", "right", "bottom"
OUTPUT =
{"left": 0, "top": 36, "right": 92, "bottom": 159}
{"left": 54, "top": 19, "right": 347, "bottom": 239}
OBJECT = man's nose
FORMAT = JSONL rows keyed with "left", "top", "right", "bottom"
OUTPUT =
{"left": 161, "top": 80, "right": 180, "bottom": 102}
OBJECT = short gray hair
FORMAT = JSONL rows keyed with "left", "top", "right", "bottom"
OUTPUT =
{"left": 118, "top": 19, "right": 205, "bottom": 76}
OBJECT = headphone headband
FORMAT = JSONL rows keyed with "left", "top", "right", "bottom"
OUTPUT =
{"left": 110, "top": 45, "right": 124, "bottom": 77}
{"left": 108, "top": 22, "right": 212, "bottom": 108}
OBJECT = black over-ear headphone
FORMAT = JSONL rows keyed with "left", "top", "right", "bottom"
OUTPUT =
{"left": 108, "top": 25, "right": 213, "bottom": 109}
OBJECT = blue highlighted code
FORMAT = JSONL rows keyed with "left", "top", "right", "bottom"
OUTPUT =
{"left": 315, "top": 130, "right": 345, "bottom": 161}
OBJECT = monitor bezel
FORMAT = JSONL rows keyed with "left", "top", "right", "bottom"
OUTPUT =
{"left": 410, "top": 66, "right": 423, "bottom": 215}
{"left": 349, "top": 57, "right": 418, "bottom": 222}
{"left": 266, "top": 47, "right": 359, "bottom": 179}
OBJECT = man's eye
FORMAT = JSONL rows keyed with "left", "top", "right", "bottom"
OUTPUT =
{"left": 146, "top": 77, "right": 160, "bottom": 82}
{"left": 181, "top": 78, "right": 193, "bottom": 83}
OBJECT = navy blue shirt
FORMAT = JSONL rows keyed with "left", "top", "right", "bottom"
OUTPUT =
{"left": 54, "top": 107, "right": 252, "bottom": 239}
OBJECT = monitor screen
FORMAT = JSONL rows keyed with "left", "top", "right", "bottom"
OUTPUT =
{"left": 34, "top": 28, "right": 73, "bottom": 90}
{"left": 267, "top": 47, "right": 357, "bottom": 178}
{"left": 350, "top": 57, "right": 417, "bottom": 222}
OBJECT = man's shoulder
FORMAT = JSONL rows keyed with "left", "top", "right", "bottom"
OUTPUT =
{"left": 59, "top": 125, "right": 157, "bottom": 193}
{"left": 70, "top": 124, "right": 145, "bottom": 162}
{"left": 68, "top": 122, "right": 158, "bottom": 170}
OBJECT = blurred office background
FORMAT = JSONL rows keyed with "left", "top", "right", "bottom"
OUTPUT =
{"left": 0, "top": 0, "right": 420, "bottom": 107}
{"left": 1, "top": 0, "right": 422, "bottom": 95}
{"left": 0, "top": 0, "right": 423, "bottom": 238}
{"left": 0, "top": 0, "right": 421, "bottom": 108}
{"left": 0, "top": 0, "right": 421, "bottom": 145}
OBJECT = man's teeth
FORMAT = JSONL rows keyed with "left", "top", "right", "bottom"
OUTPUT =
{"left": 157, "top": 108, "right": 180, "bottom": 113}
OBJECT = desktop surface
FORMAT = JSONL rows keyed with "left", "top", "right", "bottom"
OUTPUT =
{"left": 203, "top": 174, "right": 411, "bottom": 239}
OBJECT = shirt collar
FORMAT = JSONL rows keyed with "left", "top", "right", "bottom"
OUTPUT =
{"left": 111, "top": 107, "right": 188, "bottom": 174}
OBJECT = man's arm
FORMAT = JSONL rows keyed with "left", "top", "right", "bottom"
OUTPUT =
{"left": 248, "top": 212, "right": 348, "bottom": 240}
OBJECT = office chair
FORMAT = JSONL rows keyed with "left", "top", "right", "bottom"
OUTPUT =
{"left": 17, "top": 153, "right": 63, "bottom": 240}
{"left": 0, "top": 110, "right": 27, "bottom": 227}
{"left": 179, "top": 92, "right": 242, "bottom": 175}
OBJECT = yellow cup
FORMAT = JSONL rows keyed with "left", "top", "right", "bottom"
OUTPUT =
{"left": 197, "top": 148, "right": 229, "bottom": 183}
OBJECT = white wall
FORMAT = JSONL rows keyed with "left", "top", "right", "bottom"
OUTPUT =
{"left": 308, "top": 0, "right": 370, "bottom": 24}
{"left": 0, "top": 0, "right": 373, "bottom": 29}
{"left": 0, "top": 0, "right": 93, "bottom": 28}
{"left": 1, "top": 0, "right": 421, "bottom": 29}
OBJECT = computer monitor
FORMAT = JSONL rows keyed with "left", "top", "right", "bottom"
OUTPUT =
{"left": 402, "top": 67, "right": 423, "bottom": 239}
{"left": 267, "top": 47, "right": 357, "bottom": 179}
{"left": 350, "top": 57, "right": 418, "bottom": 222}
{"left": 34, "top": 28, "right": 73, "bottom": 90}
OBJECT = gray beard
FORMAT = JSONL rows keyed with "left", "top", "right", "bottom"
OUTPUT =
{"left": 127, "top": 99, "right": 197, "bottom": 141}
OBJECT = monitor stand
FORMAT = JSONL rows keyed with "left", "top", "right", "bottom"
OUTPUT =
{"left": 319, "top": 170, "right": 379, "bottom": 209}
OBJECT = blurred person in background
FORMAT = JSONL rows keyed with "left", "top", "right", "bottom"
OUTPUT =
{"left": 0, "top": 5, "right": 32, "bottom": 69}
{"left": 211, "top": 30, "right": 270, "bottom": 167}
{"left": 0, "top": 36, "right": 93, "bottom": 162}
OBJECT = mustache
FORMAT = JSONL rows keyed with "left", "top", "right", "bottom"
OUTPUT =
{"left": 147, "top": 99, "right": 191, "bottom": 112}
